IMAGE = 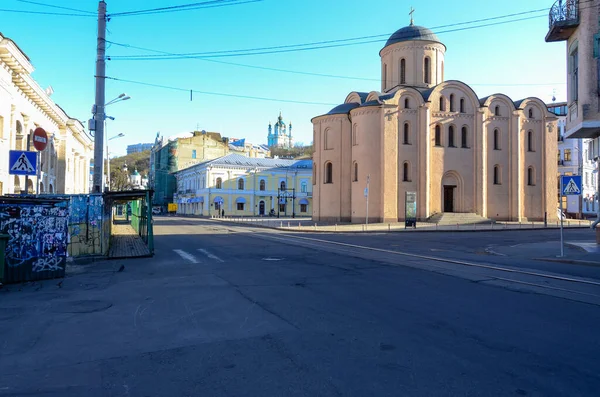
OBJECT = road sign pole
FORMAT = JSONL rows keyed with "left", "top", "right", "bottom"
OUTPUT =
{"left": 365, "top": 175, "right": 370, "bottom": 227}
{"left": 23, "top": 135, "right": 31, "bottom": 195}
{"left": 36, "top": 151, "right": 40, "bottom": 196}
{"left": 560, "top": 178, "right": 564, "bottom": 257}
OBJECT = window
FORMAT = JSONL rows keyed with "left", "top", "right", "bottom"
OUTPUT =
{"left": 557, "top": 150, "right": 561, "bottom": 163}
{"left": 461, "top": 127, "right": 468, "bottom": 148}
{"left": 571, "top": 47, "right": 579, "bottom": 101}
{"left": 448, "top": 126, "right": 455, "bottom": 147}
{"left": 325, "top": 129, "right": 333, "bottom": 149}
{"left": 279, "top": 204, "right": 286, "bottom": 213}
{"left": 383, "top": 63, "right": 388, "bottom": 89}
{"left": 192, "top": 149, "right": 197, "bottom": 159}
{"left": 325, "top": 162, "right": 333, "bottom": 184}
{"left": 313, "top": 164, "right": 316, "bottom": 185}
{"left": 353, "top": 162, "right": 358, "bottom": 182}
{"left": 280, "top": 181, "right": 286, "bottom": 190}
{"left": 300, "top": 204, "right": 308, "bottom": 213}
{"left": 527, "top": 130, "right": 534, "bottom": 152}
{"left": 237, "top": 203, "right": 244, "bottom": 211}
{"left": 404, "top": 98, "right": 410, "bottom": 109}
{"left": 494, "top": 129, "right": 500, "bottom": 150}
{"left": 259, "top": 179, "right": 266, "bottom": 191}
{"left": 439, "top": 96, "right": 445, "bottom": 111}
{"left": 301, "top": 182, "right": 307, "bottom": 193}
{"left": 400, "top": 58, "right": 406, "bottom": 84}
{"left": 528, "top": 108, "right": 534, "bottom": 119}
{"left": 352, "top": 124, "right": 357, "bottom": 146}
{"left": 494, "top": 106, "right": 500, "bottom": 116}
{"left": 238, "top": 178, "right": 244, "bottom": 190}
{"left": 460, "top": 98, "right": 465, "bottom": 113}
{"left": 435, "top": 125, "right": 441, "bottom": 146}
{"left": 493, "top": 165, "right": 501, "bottom": 185}
{"left": 403, "top": 162, "right": 411, "bottom": 182}
{"left": 527, "top": 167, "right": 535, "bottom": 186}
{"left": 424, "top": 57, "right": 431, "bottom": 84}
{"left": 449, "top": 94, "right": 455, "bottom": 112}
{"left": 565, "top": 149, "right": 572, "bottom": 161}
{"left": 586, "top": 172, "right": 589, "bottom": 186}
{"left": 403, "top": 123, "right": 410, "bottom": 145}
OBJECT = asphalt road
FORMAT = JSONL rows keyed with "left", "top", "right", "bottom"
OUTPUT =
{"left": 0, "top": 217, "right": 598, "bottom": 396}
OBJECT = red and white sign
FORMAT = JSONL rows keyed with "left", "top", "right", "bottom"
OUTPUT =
{"left": 33, "top": 127, "right": 48, "bottom": 151}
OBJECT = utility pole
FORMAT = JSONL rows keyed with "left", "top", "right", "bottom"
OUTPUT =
{"left": 92, "top": 1, "right": 107, "bottom": 193}
{"left": 365, "top": 174, "right": 370, "bottom": 226}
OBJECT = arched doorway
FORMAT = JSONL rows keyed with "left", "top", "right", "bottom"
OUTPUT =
{"left": 40, "top": 182, "right": 44, "bottom": 193}
{"left": 27, "top": 179, "right": 34, "bottom": 194}
{"left": 441, "top": 171, "right": 463, "bottom": 213}
{"left": 13, "top": 176, "right": 21, "bottom": 193}
{"left": 259, "top": 200, "right": 265, "bottom": 215}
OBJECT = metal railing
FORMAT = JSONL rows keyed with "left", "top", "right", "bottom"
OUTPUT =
{"left": 549, "top": 0, "right": 579, "bottom": 28}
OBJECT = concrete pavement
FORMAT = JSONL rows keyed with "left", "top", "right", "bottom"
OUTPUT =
{"left": 0, "top": 216, "right": 598, "bottom": 396}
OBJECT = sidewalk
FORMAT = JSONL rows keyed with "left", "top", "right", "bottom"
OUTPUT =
{"left": 210, "top": 216, "right": 594, "bottom": 233}
{"left": 109, "top": 223, "right": 151, "bottom": 258}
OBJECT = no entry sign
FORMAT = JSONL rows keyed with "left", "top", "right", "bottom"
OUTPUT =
{"left": 33, "top": 127, "right": 48, "bottom": 151}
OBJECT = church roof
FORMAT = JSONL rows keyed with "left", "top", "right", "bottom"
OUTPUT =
{"left": 384, "top": 25, "right": 443, "bottom": 48}
{"left": 326, "top": 103, "right": 360, "bottom": 115}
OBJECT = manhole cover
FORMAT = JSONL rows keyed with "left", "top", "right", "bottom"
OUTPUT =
{"left": 262, "top": 258, "right": 284, "bottom": 261}
{"left": 51, "top": 300, "right": 112, "bottom": 314}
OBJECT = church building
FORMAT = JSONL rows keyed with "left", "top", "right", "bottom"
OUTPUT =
{"left": 311, "top": 17, "right": 559, "bottom": 223}
{"left": 268, "top": 112, "right": 294, "bottom": 148}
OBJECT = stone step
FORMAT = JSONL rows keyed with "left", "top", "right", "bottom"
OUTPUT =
{"left": 428, "top": 212, "right": 493, "bottom": 225}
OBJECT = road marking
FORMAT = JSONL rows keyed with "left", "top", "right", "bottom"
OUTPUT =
{"left": 174, "top": 249, "right": 199, "bottom": 264}
{"left": 198, "top": 248, "right": 224, "bottom": 263}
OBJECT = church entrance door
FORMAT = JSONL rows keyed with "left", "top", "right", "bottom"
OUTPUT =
{"left": 443, "top": 186, "right": 455, "bottom": 212}
{"left": 259, "top": 200, "right": 265, "bottom": 215}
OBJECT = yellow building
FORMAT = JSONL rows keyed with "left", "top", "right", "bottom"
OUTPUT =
{"left": 175, "top": 154, "right": 312, "bottom": 217}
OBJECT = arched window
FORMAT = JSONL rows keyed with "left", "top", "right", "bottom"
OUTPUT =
{"left": 325, "top": 128, "right": 333, "bottom": 149}
{"left": 280, "top": 181, "right": 286, "bottom": 190}
{"left": 325, "top": 162, "right": 333, "bottom": 184}
{"left": 259, "top": 179, "right": 266, "bottom": 191}
{"left": 313, "top": 164, "right": 316, "bottom": 185}
{"left": 528, "top": 108, "right": 534, "bottom": 119}
{"left": 400, "top": 58, "right": 406, "bottom": 84}
{"left": 435, "top": 125, "right": 442, "bottom": 146}
{"left": 527, "top": 130, "right": 534, "bottom": 152}
{"left": 494, "top": 105, "right": 500, "bottom": 116}
{"left": 238, "top": 178, "right": 244, "bottom": 190}
{"left": 353, "top": 162, "right": 358, "bottom": 182}
{"left": 352, "top": 124, "right": 357, "bottom": 146}
{"left": 403, "top": 123, "right": 410, "bottom": 145}
{"left": 493, "top": 165, "right": 501, "bottom": 185}
{"left": 216, "top": 177, "right": 222, "bottom": 189}
{"left": 301, "top": 182, "right": 307, "bottom": 193}
{"left": 460, "top": 98, "right": 465, "bottom": 113}
{"left": 461, "top": 126, "right": 468, "bottom": 148}
{"left": 527, "top": 167, "right": 535, "bottom": 186}
{"left": 404, "top": 98, "right": 410, "bottom": 109}
{"left": 448, "top": 126, "right": 455, "bottom": 147}
{"left": 439, "top": 96, "right": 445, "bottom": 111}
{"left": 383, "top": 63, "right": 388, "bottom": 89}
{"left": 424, "top": 57, "right": 431, "bottom": 84}
{"left": 449, "top": 94, "right": 455, "bottom": 112}
{"left": 403, "top": 162, "right": 410, "bottom": 182}
{"left": 494, "top": 129, "right": 500, "bottom": 150}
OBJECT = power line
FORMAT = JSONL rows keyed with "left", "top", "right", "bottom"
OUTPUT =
{"left": 105, "top": 76, "right": 338, "bottom": 106}
{"left": 14, "top": 0, "right": 95, "bottom": 14}
{"left": 0, "top": 7, "right": 94, "bottom": 17}
{"left": 109, "top": 0, "right": 262, "bottom": 17}
{"left": 106, "top": 41, "right": 565, "bottom": 86}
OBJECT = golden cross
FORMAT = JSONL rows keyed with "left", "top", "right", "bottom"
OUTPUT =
{"left": 409, "top": 7, "right": 415, "bottom": 25}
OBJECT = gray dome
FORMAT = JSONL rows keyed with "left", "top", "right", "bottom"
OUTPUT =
{"left": 384, "top": 25, "right": 442, "bottom": 48}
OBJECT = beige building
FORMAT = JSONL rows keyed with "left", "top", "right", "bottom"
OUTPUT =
{"left": 0, "top": 32, "right": 93, "bottom": 195}
{"left": 312, "top": 21, "right": 559, "bottom": 223}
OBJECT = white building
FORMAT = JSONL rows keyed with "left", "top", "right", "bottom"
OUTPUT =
{"left": 550, "top": 102, "right": 598, "bottom": 217}
{"left": 0, "top": 32, "right": 93, "bottom": 195}
{"left": 174, "top": 154, "right": 312, "bottom": 217}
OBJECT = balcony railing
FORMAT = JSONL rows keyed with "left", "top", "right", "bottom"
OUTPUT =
{"left": 546, "top": 0, "right": 579, "bottom": 42}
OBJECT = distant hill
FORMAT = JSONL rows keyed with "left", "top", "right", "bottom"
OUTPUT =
{"left": 270, "top": 145, "right": 313, "bottom": 159}
{"left": 108, "top": 150, "right": 150, "bottom": 190}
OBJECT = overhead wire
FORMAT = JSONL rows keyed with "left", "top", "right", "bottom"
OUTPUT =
{"left": 14, "top": 0, "right": 95, "bottom": 14}
{"left": 109, "top": 0, "right": 262, "bottom": 17}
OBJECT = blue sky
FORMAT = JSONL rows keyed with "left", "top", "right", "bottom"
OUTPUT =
{"left": 1, "top": 0, "right": 566, "bottom": 156}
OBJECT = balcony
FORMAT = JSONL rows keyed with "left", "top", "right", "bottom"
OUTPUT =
{"left": 546, "top": 0, "right": 579, "bottom": 42}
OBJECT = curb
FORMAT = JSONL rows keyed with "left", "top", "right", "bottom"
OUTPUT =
{"left": 534, "top": 257, "right": 600, "bottom": 268}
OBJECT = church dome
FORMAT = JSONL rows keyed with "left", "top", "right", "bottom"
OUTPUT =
{"left": 384, "top": 25, "right": 442, "bottom": 48}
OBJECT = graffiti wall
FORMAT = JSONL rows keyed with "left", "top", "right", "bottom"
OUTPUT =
{"left": 0, "top": 198, "right": 70, "bottom": 282}
{"left": 68, "top": 194, "right": 108, "bottom": 257}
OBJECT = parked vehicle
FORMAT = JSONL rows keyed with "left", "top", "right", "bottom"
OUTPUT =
{"left": 152, "top": 207, "right": 162, "bottom": 215}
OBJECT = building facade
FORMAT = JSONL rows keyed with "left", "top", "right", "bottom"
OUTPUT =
{"left": 0, "top": 32, "right": 93, "bottom": 195}
{"left": 175, "top": 154, "right": 312, "bottom": 217}
{"left": 268, "top": 113, "right": 294, "bottom": 148}
{"left": 546, "top": 0, "right": 600, "bottom": 221}
{"left": 312, "top": 21, "right": 559, "bottom": 223}
{"left": 127, "top": 143, "right": 153, "bottom": 154}
{"left": 550, "top": 101, "right": 599, "bottom": 217}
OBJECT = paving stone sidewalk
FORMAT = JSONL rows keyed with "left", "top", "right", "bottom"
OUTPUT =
{"left": 108, "top": 223, "right": 151, "bottom": 258}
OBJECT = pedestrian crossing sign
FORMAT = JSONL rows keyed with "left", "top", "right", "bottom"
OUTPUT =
{"left": 561, "top": 175, "right": 582, "bottom": 196}
{"left": 9, "top": 150, "right": 37, "bottom": 176}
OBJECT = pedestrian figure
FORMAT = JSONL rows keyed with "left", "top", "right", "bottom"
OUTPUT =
{"left": 221, "top": 209, "right": 225, "bottom": 218}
